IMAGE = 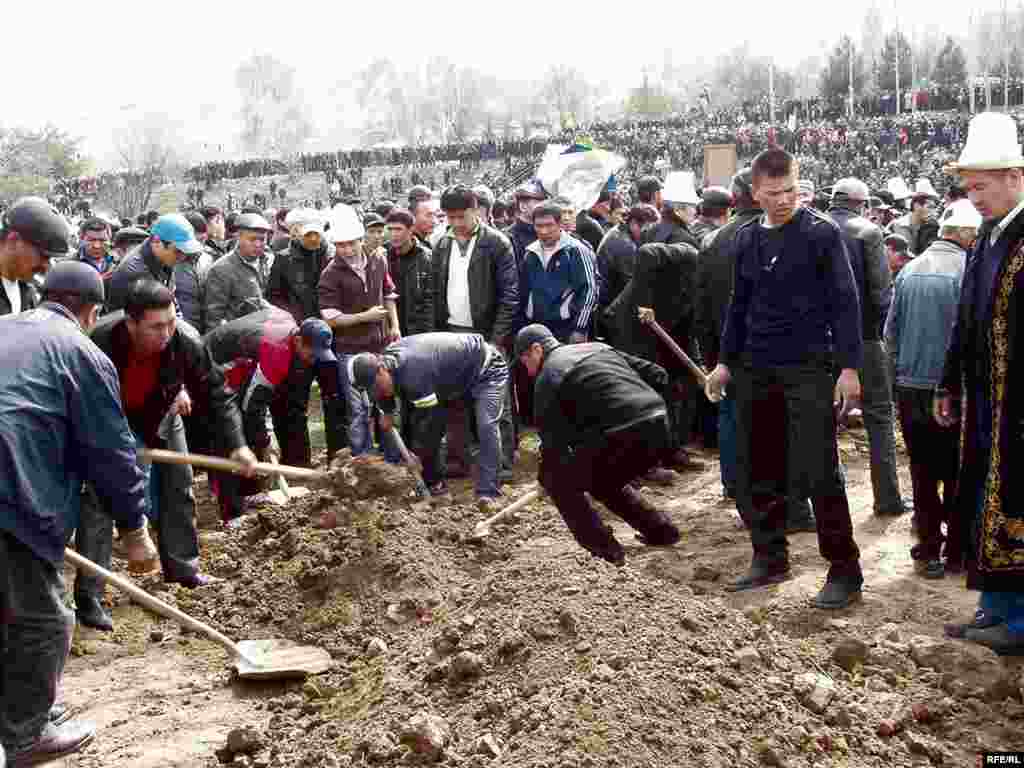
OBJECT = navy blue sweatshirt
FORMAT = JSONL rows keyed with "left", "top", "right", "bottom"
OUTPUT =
{"left": 721, "top": 207, "right": 863, "bottom": 371}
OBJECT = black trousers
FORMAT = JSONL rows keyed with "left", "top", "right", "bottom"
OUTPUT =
{"left": 269, "top": 359, "right": 349, "bottom": 467}
{"left": 896, "top": 387, "right": 961, "bottom": 561}
{"left": 540, "top": 416, "right": 673, "bottom": 549}
{"left": 733, "top": 360, "right": 860, "bottom": 571}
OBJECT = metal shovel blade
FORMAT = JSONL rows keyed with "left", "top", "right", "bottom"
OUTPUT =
{"left": 231, "top": 639, "right": 333, "bottom": 681}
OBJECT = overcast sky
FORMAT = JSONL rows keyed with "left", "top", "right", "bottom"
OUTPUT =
{"left": 7, "top": 0, "right": 979, "bottom": 168}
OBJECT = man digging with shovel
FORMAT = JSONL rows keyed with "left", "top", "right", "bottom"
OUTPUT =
{"left": 515, "top": 324, "right": 681, "bottom": 566}
{"left": 0, "top": 261, "right": 159, "bottom": 765}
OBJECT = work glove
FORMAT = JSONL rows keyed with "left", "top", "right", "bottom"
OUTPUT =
{"left": 120, "top": 521, "right": 159, "bottom": 573}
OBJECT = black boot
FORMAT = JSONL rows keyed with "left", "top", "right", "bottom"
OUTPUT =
{"left": 727, "top": 557, "right": 791, "bottom": 591}
{"left": 812, "top": 561, "right": 863, "bottom": 609}
{"left": 75, "top": 594, "right": 113, "bottom": 632}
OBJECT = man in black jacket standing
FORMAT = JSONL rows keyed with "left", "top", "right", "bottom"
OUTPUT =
{"left": 385, "top": 208, "right": 434, "bottom": 337}
{"left": 516, "top": 324, "right": 681, "bottom": 565}
{"left": 433, "top": 186, "right": 519, "bottom": 478}
{"left": 828, "top": 179, "right": 906, "bottom": 518}
{"left": 596, "top": 204, "right": 660, "bottom": 342}
{"left": 707, "top": 148, "right": 864, "bottom": 609}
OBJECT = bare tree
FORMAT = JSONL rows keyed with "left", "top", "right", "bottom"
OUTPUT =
{"left": 235, "top": 54, "right": 314, "bottom": 158}
{"left": 94, "top": 113, "right": 181, "bottom": 218}
{"left": 542, "top": 66, "right": 595, "bottom": 127}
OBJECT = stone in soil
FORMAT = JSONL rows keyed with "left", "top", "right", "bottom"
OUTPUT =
{"left": 400, "top": 712, "right": 451, "bottom": 760}
{"left": 793, "top": 672, "right": 836, "bottom": 714}
{"left": 831, "top": 636, "right": 869, "bottom": 672}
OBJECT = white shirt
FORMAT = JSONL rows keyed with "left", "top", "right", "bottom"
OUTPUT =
{"left": 446, "top": 234, "right": 477, "bottom": 328}
{"left": 990, "top": 196, "right": 1024, "bottom": 246}
{"left": 2, "top": 278, "right": 21, "bottom": 315}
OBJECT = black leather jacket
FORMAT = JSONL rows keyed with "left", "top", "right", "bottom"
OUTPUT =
{"left": 387, "top": 240, "right": 435, "bottom": 336}
{"left": 432, "top": 224, "right": 519, "bottom": 344}
{"left": 266, "top": 239, "right": 333, "bottom": 325}
{"left": 91, "top": 311, "right": 246, "bottom": 452}
{"left": 830, "top": 205, "right": 890, "bottom": 341}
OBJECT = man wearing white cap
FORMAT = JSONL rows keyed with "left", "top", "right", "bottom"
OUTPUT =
{"left": 937, "top": 112, "right": 1024, "bottom": 654}
{"left": 886, "top": 199, "right": 980, "bottom": 581}
{"left": 890, "top": 181, "right": 939, "bottom": 256}
{"left": 318, "top": 205, "right": 401, "bottom": 461}
{"left": 266, "top": 207, "right": 346, "bottom": 464}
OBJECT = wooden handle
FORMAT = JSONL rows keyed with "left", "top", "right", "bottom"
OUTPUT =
{"left": 479, "top": 488, "right": 541, "bottom": 530}
{"left": 647, "top": 320, "right": 708, "bottom": 387}
{"left": 388, "top": 427, "right": 430, "bottom": 497}
{"left": 141, "top": 449, "right": 323, "bottom": 482}
{"left": 63, "top": 548, "right": 254, "bottom": 663}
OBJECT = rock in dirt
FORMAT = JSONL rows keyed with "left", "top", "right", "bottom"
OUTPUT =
{"left": 450, "top": 651, "right": 485, "bottom": 681}
{"left": 215, "top": 727, "right": 265, "bottom": 762}
{"left": 400, "top": 712, "right": 451, "bottom": 760}
{"left": 475, "top": 733, "right": 503, "bottom": 758}
{"left": 757, "top": 741, "right": 787, "bottom": 767}
{"left": 366, "top": 637, "right": 388, "bottom": 658}
{"left": 330, "top": 455, "right": 414, "bottom": 499}
{"left": 692, "top": 565, "right": 721, "bottom": 582}
{"left": 734, "top": 646, "right": 761, "bottom": 670}
{"left": 909, "top": 635, "right": 1004, "bottom": 693}
{"left": 831, "top": 637, "right": 869, "bottom": 672}
{"left": 793, "top": 672, "right": 836, "bottom": 714}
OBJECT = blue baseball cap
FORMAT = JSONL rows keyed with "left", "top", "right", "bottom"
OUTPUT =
{"left": 150, "top": 214, "right": 203, "bottom": 255}
{"left": 299, "top": 318, "right": 337, "bottom": 364}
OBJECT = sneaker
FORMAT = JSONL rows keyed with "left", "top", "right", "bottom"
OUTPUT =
{"left": 428, "top": 480, "right": 449, "bottom": 497}
{"left": 964, "top": 623, "right": 1024, "bottom": 656}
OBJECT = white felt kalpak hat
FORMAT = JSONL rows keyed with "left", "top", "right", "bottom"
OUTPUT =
{"left": 942, "top": 199, "right": 983, "bottom": 229}
{"left": 663, "top": 171, "right": 700, "bottom": 205}
{"left": 914, "top": 178, "right": 940, "bottom": 199}
{"left": 945, "top": 112, "right": 1024, "bottom": 172}
{"left": 327, "top": 204, "right": 364, "bottom": 242}
{"left": 887, "top": 177, "right": 912, "bottom": 201}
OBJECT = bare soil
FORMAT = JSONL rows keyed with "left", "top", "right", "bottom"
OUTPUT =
{"left": 51, "top": 426, "right": 1024, "bottom": 768}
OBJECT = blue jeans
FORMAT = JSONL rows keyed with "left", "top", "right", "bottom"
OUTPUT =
{"left": 980, "top": 592, "right": 1024, "bottom": 634}
{"left": 0, "top": 533, "right": 74, "bottom": 752}
{"left": 339, "top": 354, "right": 400, "bottom": 462}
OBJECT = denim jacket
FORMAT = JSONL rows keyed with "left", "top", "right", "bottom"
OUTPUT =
{"left": 885, "top": 238, "right": 966, "bottom": 389}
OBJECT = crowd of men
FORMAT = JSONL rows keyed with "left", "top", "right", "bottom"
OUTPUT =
{"left": 3, "top": 109, "right": 1024, "bottom": 765}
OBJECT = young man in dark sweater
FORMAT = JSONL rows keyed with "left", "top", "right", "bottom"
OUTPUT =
{"left": 706, "top": 148, "right": 865, "bottom": 609}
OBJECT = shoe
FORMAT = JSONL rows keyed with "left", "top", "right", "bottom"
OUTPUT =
{"left": 11, "top": 721, "right": 95, "bottom": 766}
{"left": 477, "top": 496, "right": 503, "bottom": 515}
{"left": 49, "top": 704, "right": 71, "bottom": 727}
{"left": 499, "top": 467, "right": 514, "bottom": 482}
{"left": 812, "top": 579, "right": 863, "bottom": 609}
{"left": 636, "top": 523, "right": 681, "bottom": 547}
{"left": 167, "top": 573, "right": 221, "bottom": 589}
{"left": 74, "top": 595, "right": 113, "bottom": 632}
{"left": 785, "top": 516, "right": 817, "bottom": 534}
{"left": 428, "top": 480, "right": 449, "bottom": 497}
{"left": 445, "top": 461, "right": 469, "bottom": 479}
{"left": 944, "top": 609, "right": 1002, "bottom": 639}
{"left": 727, "top": 559, "right": 792, "bottom": 592}
{"left": 641, "top": 467, "right": 678, "bottom": 487}
{"left": 582, "top": 538, "right": 626, "bottom": 567}
{"left": 914, "top": 558, "right": 945, "bottom": 579}
{"left": 964, "top": 623, "right": 1024, "bottom": 656}
{"left": 663, "top": 450, "right": 705, "bottom": 472}
{"left": 223, "top": 516, "right": 245, "bottom": 530}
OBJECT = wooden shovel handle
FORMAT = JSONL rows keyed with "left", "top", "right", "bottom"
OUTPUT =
{"left": 646, "top": 319, "right": 708, "bottom": 387}
{"left": 63, "top": 548, "right": 248, "bottom": 661}
{"left": 478, "top": 488, "right": 542, "bottom": 531}
{"left": 140, "top": 449, "right": 323, "bottom": 482}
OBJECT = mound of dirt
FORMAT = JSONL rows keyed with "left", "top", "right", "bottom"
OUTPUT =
{"left": 154, "top": 447, "right": 1024, "bottom": 768}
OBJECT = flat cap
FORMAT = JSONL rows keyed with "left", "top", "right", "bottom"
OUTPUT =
{"left": 42, "top": 260, "right": 104, "bottom": 304}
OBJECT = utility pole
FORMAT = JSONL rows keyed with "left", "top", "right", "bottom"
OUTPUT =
{"left": 910, "top": 26, "right": 917, "bottom": 112}
{"left": 769, "top": 59, "right": 776, "bottom": 124}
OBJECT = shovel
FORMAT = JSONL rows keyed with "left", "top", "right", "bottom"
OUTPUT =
{"left": 387, "top": 427, "right": 430, "bottom": 498}
{"left": 644, "top": 318, "right": 708, "bottom": 388}
{"left": 141, "top": 449, "right": 325, "bottom": 483}
{"left": 471, "top": 487, "right": 542, "bottom": 541}
{"left": 65, "top": 549, "right": 332, "bottom": 681}
{"left": 266, "top": 454, "right": 311, "bottom": 506}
